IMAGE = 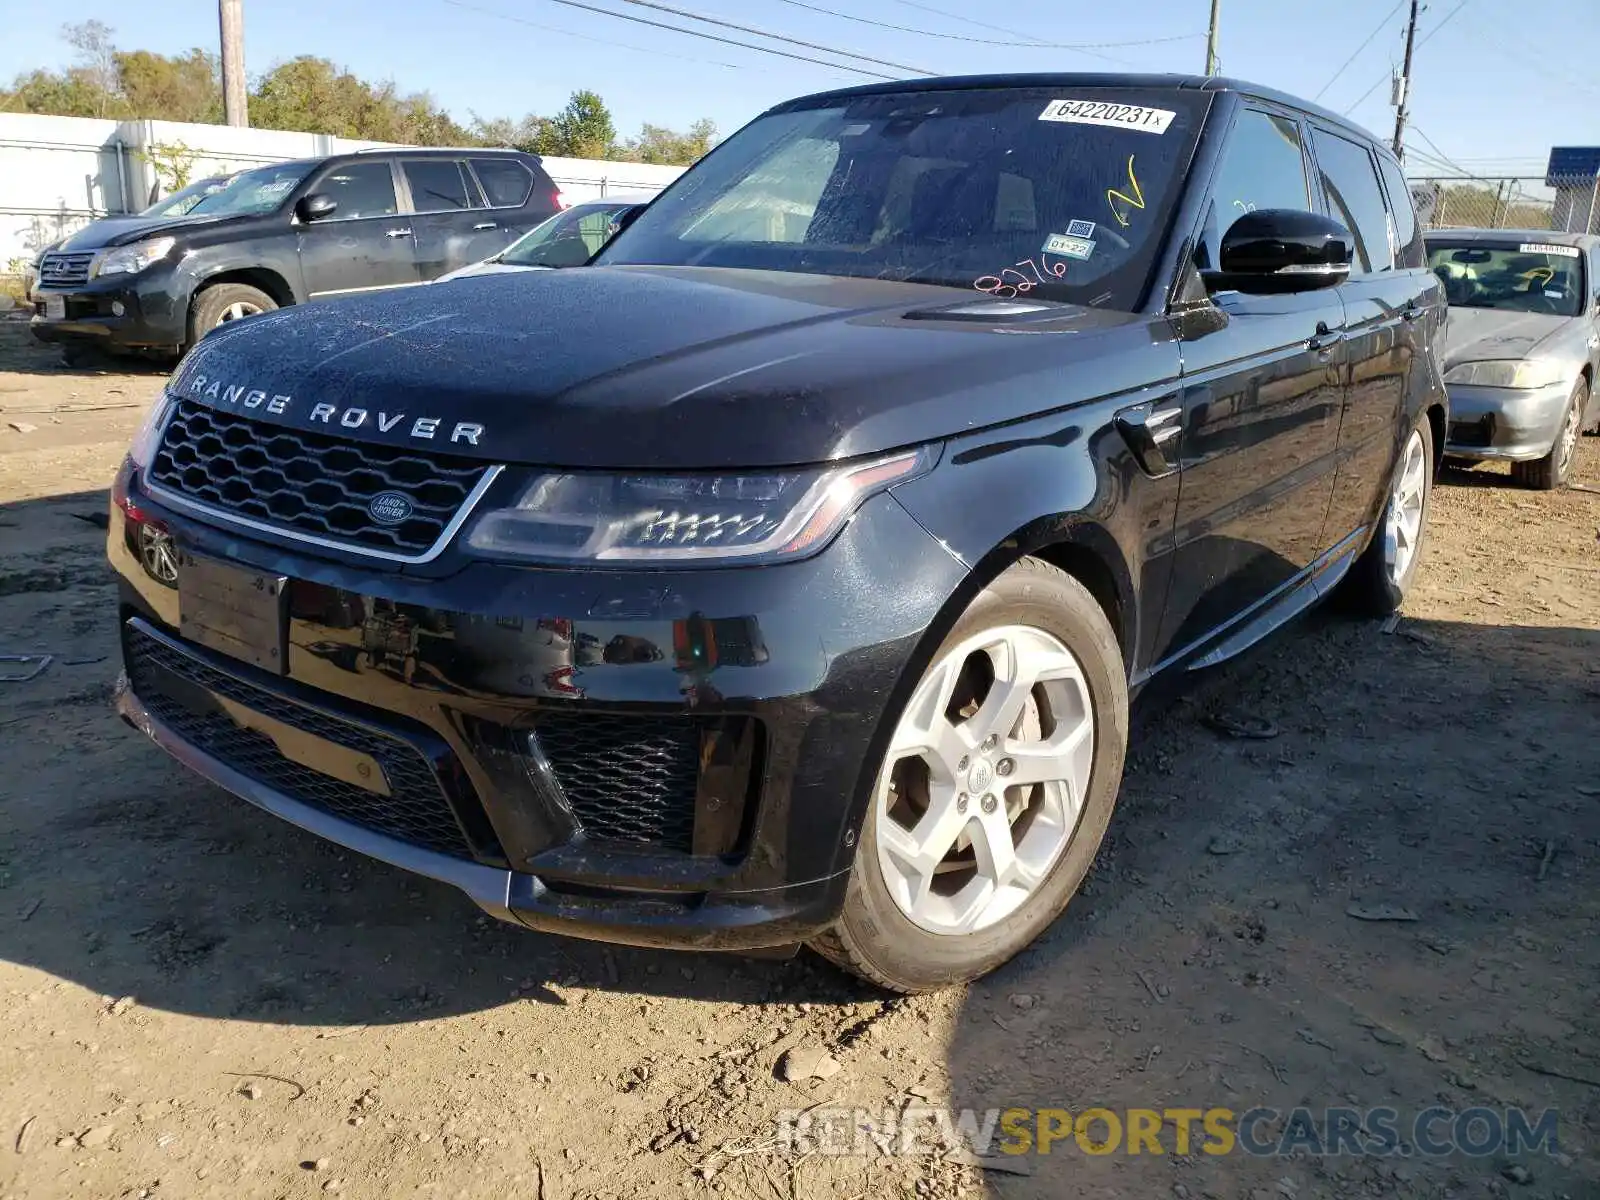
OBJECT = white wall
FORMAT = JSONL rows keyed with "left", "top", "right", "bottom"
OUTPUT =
{"left": 0, "top": 112, "right": 685, "bottom": 267}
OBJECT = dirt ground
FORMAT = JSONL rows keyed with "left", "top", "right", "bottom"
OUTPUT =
{"left": 1, "top": 312, "right": 1597, "bottom": 1200}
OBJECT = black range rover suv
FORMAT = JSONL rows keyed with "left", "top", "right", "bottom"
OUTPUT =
{"left": 109, "top": 74, "right": 1445, "bottom": 993}
{"left": 32, "top": 147, "right": 563, "bottom": 359}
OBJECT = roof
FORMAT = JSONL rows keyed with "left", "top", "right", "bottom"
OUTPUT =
{"left": 350, "top": 145, "right": 536, "bottom": 157}
{"left": 772, "top": 72, "right": 1384, "bottom": 152}
{"left": 1423, "top": 227, "right": 1599, "bottom": 248}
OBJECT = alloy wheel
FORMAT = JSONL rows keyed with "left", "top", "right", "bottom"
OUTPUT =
{"left": 874, "top": 625, "right": 1095, "bottom": 936}
{"left": 217, "top": 301, "right": 262, "bottom": 325}
{"left": 1556, "top": 394, "right": 1582, "bottom": 479}
{"left": 1383, "top": 428, "right": 1427, "bottom": 585}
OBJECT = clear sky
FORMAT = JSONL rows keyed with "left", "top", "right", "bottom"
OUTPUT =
{"left": 3, "top": 0, "right": 1596, "bottom": 178}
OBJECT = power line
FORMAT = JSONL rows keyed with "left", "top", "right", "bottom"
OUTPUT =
{"left": 880, "top": 0, "right": 1126, "bottom": 63}
{"left": 613, "top": 0, "right": 935, "bottom": 74}
{"left": 442, "top": 0, "right": 900, "bottom": 79}
{"left": 445, "top": 0, "right": 743, "bottom": 68}
{"left": 1313, "top": 0, "right": 1403, "bottom": 101}
{"left": 1343, "top": 0, "right": 1470, "bottom": 115}
{"left": 766, "top": 0, "right": 1203, "bottom": 51}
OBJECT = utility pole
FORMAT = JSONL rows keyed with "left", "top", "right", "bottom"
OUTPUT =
{"left": 1205, "top": 0, "right": 1221, "bottom": 75}
{"left": 219, "top": 0, "right": 248, "bottom": 128}
{"left": 1391, "top": 0, "right": 1419, "bottom": 161}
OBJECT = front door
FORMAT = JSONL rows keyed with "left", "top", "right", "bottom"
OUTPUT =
{"left": 1154, "top": 107, "right": 1349, "bottom": 665}
{"left": 296, "top": 159, "right": 419, "bottom": 299}
{"left": 399, "top": 159, "right": 505, "bottom": 281}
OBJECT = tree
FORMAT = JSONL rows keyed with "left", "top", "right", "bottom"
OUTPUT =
{"left": 63, "top": 20, "right": 120, "bottom": 118}
{"left": 547, "top": 90, "right": 615, "bottom": 159}
{"left": 249, "top": 56, "right": 472, "bottom": 145}
{"left": 117, "top": 48, "right": 221, "bottom": 125}
{"left": 620, "top": 118, "right": 717, "bottom": 166}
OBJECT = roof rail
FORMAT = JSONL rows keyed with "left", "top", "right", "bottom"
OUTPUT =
{"left": 350, "top": 145, "right": 522, "bottom": 154}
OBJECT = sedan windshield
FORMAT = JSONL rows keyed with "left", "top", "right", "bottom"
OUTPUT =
{"left": 501, "top": 201, "right": 640, "bottom": 268}
{"left": 597, "top": 87, "right": 1206, "bottom": 310}
{"left": 187, "top": 162, "right": 315, "bottom": 217}
{"left": 1428, "top": 241, "right": 1586, "bottom": 317}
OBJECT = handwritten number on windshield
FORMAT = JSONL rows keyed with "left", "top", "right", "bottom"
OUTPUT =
{"left": 974, "top": 256, "right": 1069, "bottom": 299}
{"left": 1107, "top": 154, "right": 1145, "bottom": 228}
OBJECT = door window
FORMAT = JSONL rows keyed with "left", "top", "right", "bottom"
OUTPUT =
{"left": 308, "top": 161, "right": 397, "bottom": 220}
{"left": 1376, "top": 153, "right": 1423, "bottom": 267}
{"left": 1313, "top": 132, "right": 1394, "bottom": 275}
{"left": 403, "top": 160, "right": 477, "bottom": 212}
{"left": 1199, "top": 110, "right": 1311, "bottom": 269}
{"left": 471, "top": 158, "right": 534, "bottom": 207}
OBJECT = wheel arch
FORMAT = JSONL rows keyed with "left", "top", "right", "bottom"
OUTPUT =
{"left": 192, "top": 267, "right": 297, "bottom": 312}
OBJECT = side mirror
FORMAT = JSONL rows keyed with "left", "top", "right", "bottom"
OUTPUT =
{"left": 1204, "top": 209, "right": 1353, "bottom": 295}
{"left": 611, "top": 204, "right": 646, "bottom": 237}
{"left": 296, "top": 194, "right": 338, "bottom": 222}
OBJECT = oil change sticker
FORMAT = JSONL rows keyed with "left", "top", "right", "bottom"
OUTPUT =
{"left": 1043, "top": 233, "right": 1095, "bottom": 261}
{"left": 1520, "top": 242, "right": 1580, "bottom": 258}
{"left": 1066, "top": 218, "right": 1096, "bottom": 238}
{"left": 1039, "top": 98, "right": 1175, "bottom": 134}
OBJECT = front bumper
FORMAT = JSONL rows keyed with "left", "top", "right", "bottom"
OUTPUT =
{"left": 1443, "top": 380, "right": 1571, "bottom": 461}
{"left": 30, "top": 268, "right": 187, "bottom": 350}
{"left": 108, "top": 469, "right": 967, "bottom": 950}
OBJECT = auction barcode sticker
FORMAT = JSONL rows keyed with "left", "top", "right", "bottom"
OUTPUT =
{"left": 1520, "top": 242, "right": 1580, "bottom": 258}
{"left": 1039, "top": 98, "right": 1175, "bottom": 135}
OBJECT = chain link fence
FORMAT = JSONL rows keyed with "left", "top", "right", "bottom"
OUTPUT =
{"left": 1407, "top": 175, "right": 1600, "bottom": 234}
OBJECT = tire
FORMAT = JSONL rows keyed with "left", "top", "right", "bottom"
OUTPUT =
{"left": 1340, "top": 413, "right": 1434, "bottom": 617}
{"left": 187, "top": 283, "right": 276, "bottom": 347}
{"left": 808, "top": 557, "right": 1129, "bottom": 993}
{"left": 1511, "top": 377, "right": 1586, "bottom": 490}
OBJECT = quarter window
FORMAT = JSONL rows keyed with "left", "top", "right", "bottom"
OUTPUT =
{"left": 403, "top": 160, "right": 477, "bottom": 212}
{"left": 471, "top": 158, "right": 535, "bottom": 207}
{"left": 1200, "top": 110, "right": 1311, "bottom": 269}
{"left": 1313, "top": 131, "right": 1394, "bottom": 274}
{"left": 310, "top": 161, "right": 397, "bottom": 220}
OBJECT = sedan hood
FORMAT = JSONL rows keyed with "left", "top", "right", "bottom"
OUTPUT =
{"left": 173, "top": 265, "right": 1176, "bottom": 469}
{"left": 56, "top": 211, "right": 256, "bottom": 251}
{"left": 1440, "top": 306, "right": 1571, "bottom": 370}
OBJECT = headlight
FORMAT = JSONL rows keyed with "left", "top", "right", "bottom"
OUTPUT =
{"left": 1443, "top": 359, "right": 1564, "bottom": 389}
{"left": 464, "top": 447, "right": 936, "bottom": 565}
{"left": 128, "top": 393, "right": 175, "bottom": 468}
{"left": 93, "top": 236, "right": 176, "bottom": 278}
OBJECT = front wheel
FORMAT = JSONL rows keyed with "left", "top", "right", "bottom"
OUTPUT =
{"left": 187, "top": 282, "right": 277, "bottom": 348}
{"left": 1511, "top": 377, "right": 1586, "bottom": 491}
{"left": 809, "top": 558, "right": 1129, "bottom": 993}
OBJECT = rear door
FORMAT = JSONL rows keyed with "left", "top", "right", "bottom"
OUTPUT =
{"left": 296, "top": 158, "right": 419, "bottom": 299}
{"left": 469, "top": 156, "right": 560, "bottom": 243}
{"left": 1309, "top": 129, "right": 1431, "bottom": 550}
{"left": 400, "top": 158, "right": 502, "bottom": 280}
{"left": 1154, "top": 106, "right": 1349, "bottom": 664}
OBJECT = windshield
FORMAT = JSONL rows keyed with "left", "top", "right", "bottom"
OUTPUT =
{"left": 501, "top": 201, "right": 640, "bottom": 267}
{"left": 187, "top": 162, "right": 314, "bottom": 217}
{"left": 141, "top": 176, "right": 231, "bottom": 217}
{"left": 1428, "top": 241, "right": 1586, "bottom": 317}
{"left": 597, "top": 87, "right": 1205, "bottom": 309}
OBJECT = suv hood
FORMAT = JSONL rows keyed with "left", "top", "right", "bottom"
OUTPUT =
{"left": 172, "top": 265, "right": 1176, "bottom": 469}
{"left": 56, "top": 211, "right": 257, "bottom": 251}
{"left": 1440, "top": 306, "right": 1571, "bottom": 369}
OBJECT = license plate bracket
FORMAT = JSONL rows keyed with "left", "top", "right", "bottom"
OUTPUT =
{"left": 177, "top": 551, "right": 288, "bottom": 674}
{"left": 44, "top": 295, "right": 65, "bottom": 321}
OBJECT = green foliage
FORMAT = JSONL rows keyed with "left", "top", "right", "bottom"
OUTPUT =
{"left": 139, "top": 140, "right": 201, "bottom": 191}
{"left": 0, "top": 23, "right": 718, "bottom": 164}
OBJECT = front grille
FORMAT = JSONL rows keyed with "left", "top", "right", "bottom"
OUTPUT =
{"left": 126, "top": 623, "right": 476, "bottom": 859}
{"left": 534, "top": 713, "right": 700, "bottom": 853}
{"left": 148, "top": 400, "right": 489, "bottom": 556}
{"left": 39, "top": 251, "right": 93, "bottom": 287}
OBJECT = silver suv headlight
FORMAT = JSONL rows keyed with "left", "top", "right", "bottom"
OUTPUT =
{"left": 464, "top": 447, "right": 936, "bottom": 566}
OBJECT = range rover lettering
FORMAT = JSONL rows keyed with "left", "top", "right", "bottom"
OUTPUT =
{"left": 109, "top": 74, "right": 1446, "bottom": 993}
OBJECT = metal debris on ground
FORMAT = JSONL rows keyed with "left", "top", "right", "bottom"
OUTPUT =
{"left": 1203, "top": 712, "right": 1280, "bottom": 740}
{"left": 0, "top": 654, "right": 51, "bottom": 683}
{"left": 1345, "top": 903, "right": 1419, "bottom": 923}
